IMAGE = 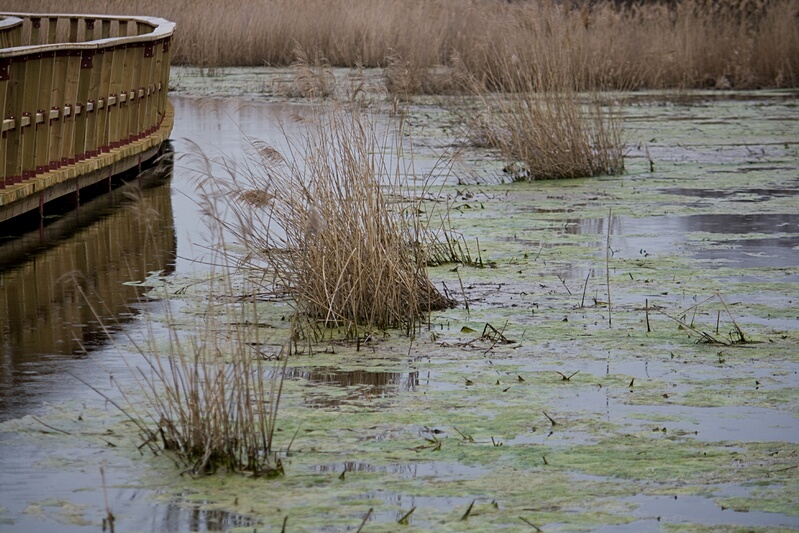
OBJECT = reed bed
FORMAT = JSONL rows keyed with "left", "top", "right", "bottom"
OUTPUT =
{"left": 195, "top": 107, "right": 456, "bottom": 340}
{"left": 459, "top": 25, "right": 626, "bottom": 180}
{"left": 5, "top": 0, "right": 797, "bottom": 90}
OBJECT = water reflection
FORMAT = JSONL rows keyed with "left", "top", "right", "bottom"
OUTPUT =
{"left": 286, "top": 367, "right": 419, "bottom": 407}
{"left": 152, "top": 498, "right": 256, "bottom": 532}
{"left": 0, "top": 156, "right": 176, "bottom": 421}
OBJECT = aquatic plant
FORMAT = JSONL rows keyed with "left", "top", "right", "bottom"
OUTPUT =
{"left": 67, "top": 188, "right": 290, "bottom": 476}
{"left": 283, "top": 44, "right": 336, "bottom": 99}
{"left": 6, "top": 0, "right": 797, "bottom": 90}
{"left": 202, "top": 106, "right": 456, "bottom": 341}
{"left": 460, "top": 33, "right": 625, "bottom": 180}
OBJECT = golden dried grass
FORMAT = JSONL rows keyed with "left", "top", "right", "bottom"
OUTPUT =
{"left": 5, "top": 0, "right": 797, "bottom": 90}
{"left": 196, "top": 106, "right": 456, "bottom": 340}
{"left": 454, "top": 4, "right": 625, "bottom": 181}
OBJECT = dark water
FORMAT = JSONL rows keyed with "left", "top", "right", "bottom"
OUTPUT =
{"left": 554, "top": 212, "right": 799, "bottom": 269}
{"left": 0, "top": 159, "right": 176, "bottom": 421}
{"left": 0, "top": 97, "right": 315, "bottom": 423}
{"left": 0, "top": 96, "right": 310, "bottom": 533}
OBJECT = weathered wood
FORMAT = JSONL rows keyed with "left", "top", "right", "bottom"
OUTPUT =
{"left": 4, "top": 56, "right": 26, "bottom": 184}
{"left": 0, "top": 12, "right": 174, "bottom": 211}
{"left": 33, "top": 50, "right": 54, "bottom": 174}
{"left": 0, "top": 101, "right": 173, "bottom": 222}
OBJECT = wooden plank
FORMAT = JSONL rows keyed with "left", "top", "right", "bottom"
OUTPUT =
{"left": 119, "top": 43, "right": 133, "bottom": 146}
{"left": 33, "top": 50, "right": 54, "bottom": 175}
{"left": 107, "top": 42, "right": 125, "bottom": 150}
{"left": 49, "top": 49, "right": 67, "bottom": 170}
{"left": 72, "top": 47, "right": 93, "bottom": 161}
{"left": 19, "top": 51, "right": 42, "bottom": 181}
{"left": 60, "top": 48, "right": 80, "bottom": 167}
{"left": 0, "top": 62, "right": 7, "bottom": 187}
{"left": 84, "top": 43, "right": 103, "bottom": 158}
{"left": 4, "top": 56, "right": 27, "bottom": 184}
{"left": 96, "top": 44, "right": 112, "bottom": 153}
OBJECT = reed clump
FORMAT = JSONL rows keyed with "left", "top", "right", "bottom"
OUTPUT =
{"left": 6, "top": 0, "right": 797, "bottom": 90}
{"left": 475, "top": 86, "right": 625, "bottom": 181}
{"left": 457, "top": 5, "right": 625, "bottom": 181}
{"left": 284, "top": 44, "right": 336, "bottom": 99}
{"left": 204, "top": 107, "right": 456, "bottom": 340}
{"left": 67, "top": 215, "right": 289, "bottom": 477}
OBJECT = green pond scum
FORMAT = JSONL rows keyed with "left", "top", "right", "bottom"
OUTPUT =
{"left": 2, "top": 75, "right": 798, "bottom": 532}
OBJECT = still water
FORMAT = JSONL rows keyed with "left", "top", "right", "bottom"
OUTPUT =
{"left": 0, "top": 97, "right": 313, "bottom": 422}
{"left": 1, "top": 93, "right": 797, "bottom": 531}
{"left": 0, "top": 96, "right": 310, "bottom": 532}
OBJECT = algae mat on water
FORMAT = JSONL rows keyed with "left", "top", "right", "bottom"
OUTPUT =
{"left": 3, "top": 85, "right": 799, "bottom": 532}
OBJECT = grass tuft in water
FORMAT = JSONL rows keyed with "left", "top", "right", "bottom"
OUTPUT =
{"left": 459, "top": 28, "right": 625, "bottom": 181}
{"left": 200, "top": 106, "right": 458, "bottom": 341}
{"left": 67, "top": 210, "right": 291, "bottom": 476}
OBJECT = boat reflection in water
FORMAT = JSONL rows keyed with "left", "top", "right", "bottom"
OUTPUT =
{"left": 0, "top": 147, "right": 176, "bottom": 421}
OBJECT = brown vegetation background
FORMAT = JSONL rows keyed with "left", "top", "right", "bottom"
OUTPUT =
{"left": 4, "top": 0, "right": 796, "bottom": 89}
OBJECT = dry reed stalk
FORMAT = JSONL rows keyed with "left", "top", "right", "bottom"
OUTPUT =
{"left": 202, "top": 106, "right": 456, "bottom": 340}
{"left": 606, "top": 208, "right": 613, "bottom": 328}
{"left": 284, "top": 44, "right": 336, "bottom": 99}
{"left": 131, "top": 236, "right": 291, "bottom": 475}
{"left": 66, "top": 189, "right": 290, "bottom": 475}
{"left": 6, "top": 0, "right": 796, "bottom": 90}
{"left": 461, "top": 7, "right": 626, "bottom": 181}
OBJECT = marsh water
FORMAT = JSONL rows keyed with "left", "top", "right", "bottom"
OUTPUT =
{"left": 1, "top": 80, "right": 798, "bottom": 532}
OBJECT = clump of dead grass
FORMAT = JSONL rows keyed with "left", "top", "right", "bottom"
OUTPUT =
{"left": 459, "top": 8, "right": 625, "bottom": 181}
{"left": 284, "top": 44, "right": 337, "bottom": 99}
{"left": 207, "top": 107, "right": 456, "bottom": 340}
{"left": 67, "top": 209, "right": 290, "bottom": 477}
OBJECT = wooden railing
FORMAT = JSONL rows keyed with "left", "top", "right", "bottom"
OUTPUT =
{"left": 0, "top": 13, "right": 174, "bottom": 189}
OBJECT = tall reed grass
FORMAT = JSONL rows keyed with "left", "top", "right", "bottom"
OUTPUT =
{"left": 70, "top": 176, "right": 291, "bottom": 476}
{"left": 458, "top": 12, "right": 626, "bottom": 180}
{"left": 6, "top": 0, "right": 797, "bottom": 90}
{"left": 195, "top": 106, "right": 456, "bottom": 341}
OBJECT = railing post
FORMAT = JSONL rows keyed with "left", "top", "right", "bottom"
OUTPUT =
{"left": 49, "top": 50, "right": 67, "bottom": 170}
{"left": 84, "top": 45, "right": 103, "bottom": 158}
{"left": 96, "top": 45, "right": 112, "bottom": 153}
{"left": 33, "top": 50, "right": 55, "bottom": 175}
{"left": 138, "top": 21, "right": 157, "bottom": 140}
{"left": 156, "top": 37, "right": 171, "bottom": 129}
{"left": 107, "top": 43, "right": 125, "bottom": 150}
{"left": 60, "top": 49, "right": 80, "bottom": 167}
{"left": 0, "top": 56, "right": 8, "bottom": 188}
{"left": 119, "top": 44, "right": 134, "bottom": 146}
{"left": 5, "top": 55, "right": 28, "bottom": 184}
{"left": 73, "top": 48, "right": 93, "bottom": 161}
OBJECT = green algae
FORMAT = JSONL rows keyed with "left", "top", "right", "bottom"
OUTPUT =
{"left": 22, "top": 499, "right": 91, "bottom": 527}
{"left": 4, "top": 82, "right": 799, "bottom": 531}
